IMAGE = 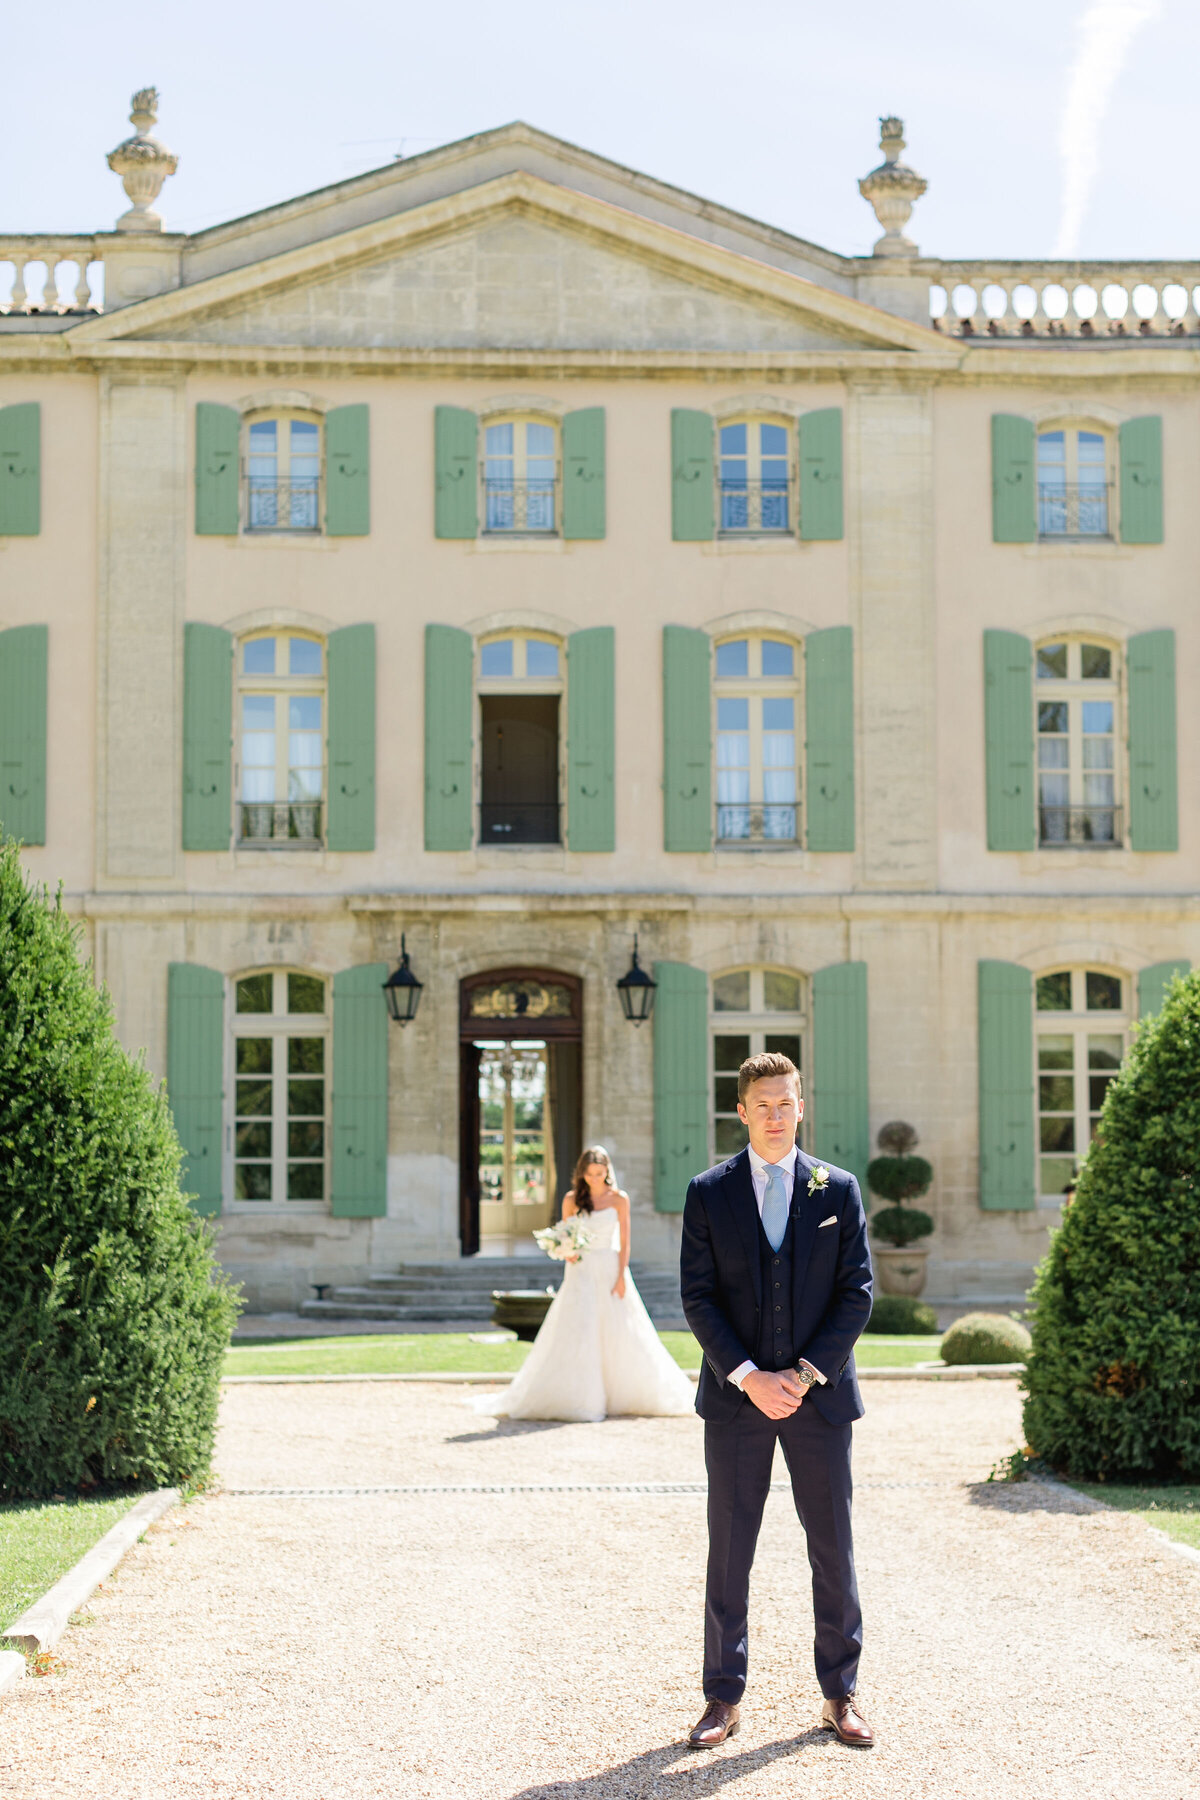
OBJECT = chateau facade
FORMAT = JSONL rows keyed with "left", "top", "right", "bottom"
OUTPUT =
{"left": 2, "top": 96, "right": 1196, "bottom": 1308}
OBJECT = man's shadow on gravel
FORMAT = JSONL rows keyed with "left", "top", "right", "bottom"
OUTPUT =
{"left": 964, "top": 1478, "right": 1097, "bottom": 1515}
{"left": 507, "top": 1730, "right": 835, "bottom": 1799}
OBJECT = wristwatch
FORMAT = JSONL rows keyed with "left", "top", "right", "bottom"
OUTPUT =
{"left": 795, "top": 1364, "right": 819, "bottom": 1389}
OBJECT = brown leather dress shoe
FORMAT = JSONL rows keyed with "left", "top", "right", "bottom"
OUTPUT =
{"left": 820, "top": 1693, "right": 874, "bottom": 1747}
{"left": 687, "top": 1698, "right": 741, "bottom": 1747}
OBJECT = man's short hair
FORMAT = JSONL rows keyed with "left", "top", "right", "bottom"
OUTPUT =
{"left": 738, "top": 1052, "right": 803, "bottom": 1105}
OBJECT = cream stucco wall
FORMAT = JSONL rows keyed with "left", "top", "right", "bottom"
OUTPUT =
{"left": 5, "top": 137, "right": 1198, "bottom": 1310}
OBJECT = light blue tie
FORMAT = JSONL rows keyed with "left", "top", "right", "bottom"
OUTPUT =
{"left": 761, "top": 1163, "right": 789, "bottom": 1252}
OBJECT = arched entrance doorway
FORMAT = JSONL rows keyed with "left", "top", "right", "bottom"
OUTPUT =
{"left": 458, "top": 969, "right": 583, "bottom": 1256}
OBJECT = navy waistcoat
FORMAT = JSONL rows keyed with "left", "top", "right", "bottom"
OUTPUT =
{"left": 755, "top": 1207, "right": 800, "bottom": 1372}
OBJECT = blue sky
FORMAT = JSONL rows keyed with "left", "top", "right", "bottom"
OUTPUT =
{"left": 5, "top": 1, "right": 1196, "bottom": 260}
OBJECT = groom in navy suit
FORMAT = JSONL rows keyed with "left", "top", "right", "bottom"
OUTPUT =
{"left": 680, "top": 1051, "right": 874, "bottom": 1748}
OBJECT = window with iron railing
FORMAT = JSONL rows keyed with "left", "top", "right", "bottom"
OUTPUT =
{"left": 483, "top": 418, "right": 558, "bottom": 534}
{"left": 237, "top": 632, "right": 325, "bottom": 846}
{"left": 477, "top": 632, "right": 563, "bottom": 844}
{"left": 1036, "top": 639, "right": 1121, "bottom": 847}
{"left": 1036, "top": 428, "right": 1112, "bottom": 538}
{"left": 714, "top": 635, "right": 802, "bottom": 845}
{"left": 245, "top": 414, "right": 322, "bottom": 532}
{"left": 718, "top": 419, "right": 793, "bottom": 534}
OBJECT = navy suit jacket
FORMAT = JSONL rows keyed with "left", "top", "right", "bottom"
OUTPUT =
{"left": 680, "top": 1146, "right": 873, "bottom": 1426}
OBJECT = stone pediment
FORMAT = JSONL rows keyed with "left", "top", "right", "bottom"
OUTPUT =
{"left": 72, "top": 173, "right": 941, "bottom": 358}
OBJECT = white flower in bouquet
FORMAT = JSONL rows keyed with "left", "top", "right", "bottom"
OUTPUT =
{"left": 533, "top": 1216, "right": 597, "bottom": 1261}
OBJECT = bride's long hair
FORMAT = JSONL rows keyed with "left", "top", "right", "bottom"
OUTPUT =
{"left": 571, "top": 1145, "right": 616, "bottom": 1214}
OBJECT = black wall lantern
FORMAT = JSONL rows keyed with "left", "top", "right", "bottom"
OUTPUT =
{"left": 382, "top": 935, "right": 424, "bottom": 1026}
{"left": 616, "top": 934, "right": 657, "bottom": 1026}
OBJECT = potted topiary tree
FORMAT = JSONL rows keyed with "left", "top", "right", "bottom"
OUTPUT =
{"left": 867, "top": 1121, "right": 935, "bottom": 1297}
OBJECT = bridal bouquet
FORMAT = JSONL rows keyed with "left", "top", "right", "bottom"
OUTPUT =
{"left": 533, "top": 1217, "right": 597, "bottom": 1261}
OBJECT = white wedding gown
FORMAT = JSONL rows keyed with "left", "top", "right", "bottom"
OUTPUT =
{"left": 479, "top": 1207, "right": 696, "bottom": 1422}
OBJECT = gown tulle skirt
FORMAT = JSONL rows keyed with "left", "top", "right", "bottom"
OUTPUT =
{"left": 476, "top": 1208, "right": 696, "bottom": 1422}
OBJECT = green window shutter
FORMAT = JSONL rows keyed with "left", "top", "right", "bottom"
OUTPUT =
{"left": 325, "top": 404, "right": 369, "bottom": 536}
{"left": 331, "top": 963, "right": 390, "bottom": 1218}
{"left": 1127, "top": 629, "right": 1177, "bottom": 852}
{"left": 798, "top": 407, "right": 843, "bottom": 541}
{"left": 1119, "top": 415, "right": 1163, "bottom": 544}
{"left": 662, "top": 625, "right": 711, "bottom": 851}
{"left": 424, "top": 623, "right": 474, "bottom": 850}
{"left": 991, "top": 414, "right": 1036, "bottom": 543}
{"left": 670, "top": 409, "right": 714, "bottom": 541}
{"left": 0, "top": 402, "right": 40, "bottom": 536}
{"left": 182, "top": 623, "right": 233, "bottom": 851}
{"left": 434, "top": 405, "right": 478, "bottom": 540}
{"left": 562, "top": 407, "right": 606, "bottom": 540}
{"left": 653, "top": 961, "right": 708, "bottom": 1212}
{"left": 0, "top": 624, "right": 48, "bottom": 845}
{"left": 167, "top": 963, "right": 224, "bottom": 1216}
{"left": 804, "top": 626, "right": 855, "bottom": 851}
{"left": 567, "top": 626, "right": 615, "bottom": 851}
{"left": 194, "top": 402, "right": 240, "bottom": 536}
{"left": 326, "top": 623, "right": 376, "bottom": 851}
{"left": 977, "top": 960, "right": 1035, "bottom": 1211}
{"left": 812, "top": 961, "right": 869, "bottom": 1195}
{"left": 0, "top": 624, "right": 48, "bottom": 844}
{"left": 1138, "top": 960, "right": 1190, "bottom": 1019}
{"left": 983, "top": 629, "right": 1035, "bottom": 851}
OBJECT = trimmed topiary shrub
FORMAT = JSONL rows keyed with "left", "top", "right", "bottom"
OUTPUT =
{"left": 868, "top": 1121, "right": 934, "bottom": 1247}
{"left": 1023, "top": 969, "right": 1200, "bottom": 1481}
{"left": 864, "top": 1295, "right": 938, "bottom": 1335}
{"left": 941, "top": 1313, "right": 1031, "bottom": 1365}
{"left": 0, "top": 841, "right": 240, "bottom": 1497}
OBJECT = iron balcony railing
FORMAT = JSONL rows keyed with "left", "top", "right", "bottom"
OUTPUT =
{"left": 482, "top": 477, "right": 558, "bottom": 534}
{"left": 480, "top": 801, "right": 561, "bottom": 845}
{"left": 718, "top": 477, "right": 793, "bottom": 534}
{"left": 239, "top": 801, "right": 323, "bottom": 845}
{"left": 716, "top": 801, "right": 800, "bottom": 845}
{"left": 245, "top": 475, "right": 321, "bottom": 533}
{"left": 1037, "top": 482, "right": 1113, "bottom": 540}
{"left": 1039, "top": 804, "right": 1123, "bottom": 847}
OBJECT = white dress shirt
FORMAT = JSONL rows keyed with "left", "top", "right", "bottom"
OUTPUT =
{"left": 728, "top": 1144, "right": 827, "bottom": 1391}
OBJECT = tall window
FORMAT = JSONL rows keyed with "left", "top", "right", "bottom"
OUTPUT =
{"left": 1035, "top": 967, "right": 1127, "bottom": 1204}
{"left": 477, "top": 633, "right": 563, "bottom": 844}
{"left": 1037, "top": 428, "right": 1110, "bottom": 538}
{"left": 1036, "top": 639, "right": 1120, "bottom": 846}
{"left": 718, "top": 418, "right": 792, "bottom": 534}
{"left": 711, "top": 967, "right": 806, "bottom": 1159}
{"left": 246, "top": 413, "right": 321, "bottom": 533}
{"left": 237, "top": 633, "right": 325, "bottom": 845}
{"left": 231, "top": 970, "right": 328, "bottom": 1205}
{"left": 715, "top": 635, "right": 801, "bottom": 845}
{"left": 483, "top": 417, "right": 558, "bottom": 534}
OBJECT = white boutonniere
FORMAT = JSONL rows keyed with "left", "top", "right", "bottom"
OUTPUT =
{"left": 807, "top": 1164, "right": 831, "bottom": 1197}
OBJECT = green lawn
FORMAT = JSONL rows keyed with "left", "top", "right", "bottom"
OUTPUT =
{"left": 0, "top": 1494, "right": 138, "bottom": 1634}
{"left": 1069, "top": 1481, "right": 1200, "bottom": 1552}
{"left": 223, "top": 1332, "right": 943, "bottom": 1379}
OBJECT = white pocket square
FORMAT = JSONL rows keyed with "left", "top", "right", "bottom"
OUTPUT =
{"left": 818, "top": 1214, "right": 837, "bottom": 1228}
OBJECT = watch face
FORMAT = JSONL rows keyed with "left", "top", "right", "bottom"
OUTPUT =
{"left": 797, "top": 1366, "right": 816, "bottom": 1386}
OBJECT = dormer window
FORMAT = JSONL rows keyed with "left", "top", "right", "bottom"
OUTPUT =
{"left": 483, "top": 418, "right": 558, "bottom": 534}
{"left": 1037, "top": 428, "right": 1111, "bottom": 538}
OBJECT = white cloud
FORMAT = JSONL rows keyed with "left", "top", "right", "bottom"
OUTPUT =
{"left": 1055, "top": 0, "right": 1163, "bottom": 257}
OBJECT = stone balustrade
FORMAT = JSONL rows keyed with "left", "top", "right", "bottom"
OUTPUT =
{"left": 923, "top": 263, "right": 1200, "bottom": 338}
{"left": 0, "top": 240, "right": 104, "bottom": 314}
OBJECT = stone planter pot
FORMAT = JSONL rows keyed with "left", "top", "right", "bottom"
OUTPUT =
{"left": 491, "top": 1288, "right": 556, "bottom": 1342}
{"left": 873, "top": 1245, "right": 931, "bottom": 1298}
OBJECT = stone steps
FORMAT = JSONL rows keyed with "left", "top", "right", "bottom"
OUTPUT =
{"left": 298, "top": 1259, "right": 686, "bottom": 1329}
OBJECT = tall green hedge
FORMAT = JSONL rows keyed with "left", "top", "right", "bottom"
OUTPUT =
{"left": 0, "top": 841, "right": 239, "bottom": 1497}
{"left": 1023, "top": 969, "right": 1200, "bottom": 1480}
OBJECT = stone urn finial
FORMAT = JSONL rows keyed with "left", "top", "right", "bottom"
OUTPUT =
{"left": 858, "top": 115, "right": 927, "bottom": 258}
{"left": 107, "top": 87, "right": 178, "bottom": 233}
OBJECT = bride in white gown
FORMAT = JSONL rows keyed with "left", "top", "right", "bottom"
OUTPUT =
{"left": 480, "top": 1146, "right": 696, "bottom": 1423}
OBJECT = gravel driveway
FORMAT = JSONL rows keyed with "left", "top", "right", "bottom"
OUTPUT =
{"left": 2, "top": 1380, "right": 1197, "bottom": 1800}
